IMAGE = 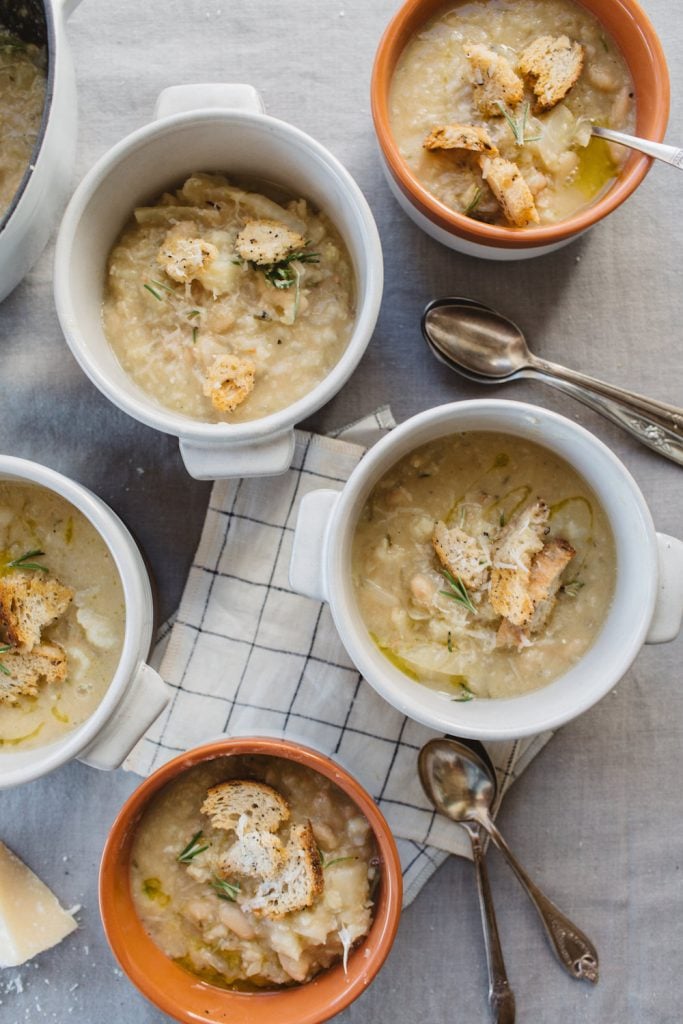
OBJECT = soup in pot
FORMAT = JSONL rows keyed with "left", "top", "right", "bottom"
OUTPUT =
{"left": 351, "top": 432, "right": 616, "bottom": 699}
{"left": 131, "top": 755, "right": 378, "bottom": 988}
{"left": 389, "top": 0, "right": 636, "bottom": 227}
{"left": 0, "top": 482, "right": 125, "bottom": 750}
{"left": 0, "top": 28, "right": 46, "bottom": 218}
{"left": 102, "top": 173, "right": 356, "bottom": 423}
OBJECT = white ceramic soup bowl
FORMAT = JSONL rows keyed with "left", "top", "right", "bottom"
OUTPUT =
{"left": 0, "top": 0, "right": 81, "bottom": 302}
{"left": 289, "top": 400, "right": 683, "bottom": 740}
{"left": 0, "top": 456, "right": 170, "bottom": 788}
{"left": 54, "top": 84, "right": 383, "bottom": 480}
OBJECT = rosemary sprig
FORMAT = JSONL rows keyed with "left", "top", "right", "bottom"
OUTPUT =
{"left": 0, "top": 646, "right": 12, "bottom": 677}
{"left": 7, "top": 549, "right": 48, "bottom": 573}
{"left": 143, "top": 283, "right": 163, "bottom": 301}
{"left": 451, "top": 689, "right": 474, "bottom": 703}
{"left": 151, "top": 279, "right": 175, "bottom": 294}
{"left": 186, "top": 309, "right": 201, "bottom": 319}
{"left": 317, "top": 847, "right": 357, "bottom": 870}
{"left": 211, "top": 876, "right": 240, "bottom": 902}
{"left": 191, "top": 326, "right": 198, "bottom": 344}
{"left": 495, "top": 100, "right": 542, "bottom": 146}
{"left": 463, "top": 186, "right": 482, "bottom": 216}
{"left": 563, "top": 579, "right": 585, "bottom": 597}
{"left": 260, "top": 250, "right": 320, "bottom": 290}
{"left": 439, "top": 569, "right": 477, "bottom": 615}
{"left": 177, "top": 830, "right": 209, "bottom": 863}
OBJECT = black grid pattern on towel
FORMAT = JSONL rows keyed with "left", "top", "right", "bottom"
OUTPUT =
{"left": 127, "top": 412, "right": 552, "bottom": 905}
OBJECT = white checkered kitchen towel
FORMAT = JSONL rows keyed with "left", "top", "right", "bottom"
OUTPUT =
{"left": 125, "top": 409, "right": 554, "bottom": 906}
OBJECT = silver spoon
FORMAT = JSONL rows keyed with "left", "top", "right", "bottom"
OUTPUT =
{"left": 419, "top": 737, "right": 599, "bottom": 985}
{"left": 591, "top": 125, "right": 683, "bottom": 170}
{"left": 419, "top": 737, "right": 516, "bottom": 1024}
{"left": 422, "top": 298, "right": 683, "bottom": 466}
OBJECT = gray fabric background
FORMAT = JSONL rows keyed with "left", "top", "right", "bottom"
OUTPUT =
{"left": 1, "top": 0, "right": 682, "bottom": 1020}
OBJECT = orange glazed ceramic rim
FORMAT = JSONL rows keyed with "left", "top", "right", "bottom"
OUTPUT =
{"left": 371, "top": 0, "right": 670, "bottom": 249}
{"left": 99, "top": 737, "right": 403, "bottom": 1024}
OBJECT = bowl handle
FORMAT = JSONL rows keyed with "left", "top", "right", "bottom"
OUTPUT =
{"left": 646, "top": 533, "right": 683, "bottom": 644}
{"left": 179, "top": 431, "right": 295, "bottom": 480}
{"left": 289, "top": 489, "right": 340, "bottom": 602}
{"left": 77, "top": 664, "right": 170, "bottom": 771}
{"left": 154, "top": 84, "right": 265, "bottom": 120}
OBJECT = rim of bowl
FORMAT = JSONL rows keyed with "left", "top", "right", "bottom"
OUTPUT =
{"left": 0, "top": 455, "right": 152, "bottom": 786}
{"left": 325, "top": 400, "right": 657, "bottom": 739}
{"left": 371, "top": 0, "right": 670, "bottom": 249}
{"left": 99, "top": 736, "right": 403, "bottom": 1024}
{"left": 54, "top": 109, "right": 384, "bottom": 444}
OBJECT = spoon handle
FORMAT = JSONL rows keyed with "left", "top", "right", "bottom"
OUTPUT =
{"left": 592, "top": 126, "right": 683, "bottom": 170}
{"left": 465, "top": 824, "right": 516, "bottom": 1024}
{"left": 481, "top": 816, "right": 599, "bottom": 984}
{"left": 530, "top": 357, "right": 683, "bottom": 466}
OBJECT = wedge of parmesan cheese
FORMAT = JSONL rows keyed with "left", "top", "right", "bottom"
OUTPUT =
{"left": 0, "top": 842, "right": 77, "bottom": 968}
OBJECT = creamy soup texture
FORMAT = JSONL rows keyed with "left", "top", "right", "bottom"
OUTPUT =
{"left": 390, "top": 0, "right": 635, "bottom": 227}
{"left": 0, "top": 483, "right": 125, "bottom": 750}
{"left": 352, "top": 433, "right": 616, "bottom": 699}
{"left": 0, "top": 28, "right": 46, "bottom": 218}
{"left": 131, "top": 756, "right": 378, "bottom": 989}
{"left": 103, "top": 173, "right": 356, "bottom": 423}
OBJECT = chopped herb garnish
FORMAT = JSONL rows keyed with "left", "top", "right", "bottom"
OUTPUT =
{"left": 0, "top": 650, "right": 11, "bottom": 676}
{"left": 439, "top": 569, "right": 477, "bottom": 615}
{"left": 451, "top": 689, "right": 474, "bottom": 703}
{"left": 417, "top": 472, "right": 432, "bottom": 478}
{"left": 151, "top": 279, "right": 175, "bottom": 294}
{"left": 143, "top": 283, "right": 163, "bottom": 301}
{"left": 447, "top": 631, "right": 453, "bottom": 653}
{"left": 385, "top": 533, "right": 393, "bottom": 548}
{"left": 260, "top": 250, "right": 320, "bottom": 290}
{"left": 177, "top": 830, "right": 209, "bottom": 863}
{"left": 7, "top": 549, "right": 48, "bottom": 573}
{"left": 563, "top": 580, "right": 585, "bottom": 597}
{"left": 318, "top": 847, "right": 357, "bottom": 870}
{"left": 463, "top": 186, "right": 482, "bottom": 216}
{"left": 186, "top": 309, "right": 201, "bottom": 319}
{"left": 211, "top": 876, "right": 240, "bottom": 901}
{"left": 254, "top": 311, "right": 272, "bottom": 321}
{"left": 495, "top": 101, "right": 542, "bottom": 146}
{"left": 499, "top": 513, "right": 506, "bottom": 528}
{"left": 192, "top": 326, "right": 198, "bottom": 344}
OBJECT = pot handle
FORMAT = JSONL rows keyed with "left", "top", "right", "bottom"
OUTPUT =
{"left": 289, "top": 489, "right": 340, "bottom": 603}
{"left": 154, "top": 84, "right": 265, "bottom": 120}
{"left": 646, "top": 533, "right": 683, "bottom": 644}
{"left": 77, "top": 664, "right": 170, "bottom": 771}
{"left": 179, "top": 430, "right": 295, "bottom": 480}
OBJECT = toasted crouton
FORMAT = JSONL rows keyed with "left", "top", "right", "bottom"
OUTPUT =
{"left": 424, "top": 123, "right": 498, "bottom": 156}
{"left": 219, "top": 831, "right": 286, "bottom": 882}
{"left": 526, "top": 537, "right": 575, "bottom": 631}
{"left": 157, "top": 233, "right": 218, "bottom": 283}
{"left": 496, "top": 618, "right": 527, "bottom": 650}
{"left": 479, "top": 156, "right": 540, "bottom": 227}
{"left": 489, "top": 500, "right": 549, "bottom": 625}
{"left": 465, "top": 43, "right": 525, "bottom": 116}
{"left": 234, "top": 219, "right": 305, "bottom": 266}
{"left": 202, "top": 354, "right": 256, "bottom": 413}
{"left": 0, "top": 573, "right": 73, "bottom": 651}
{"left": 202, "top": 780, "right": 290, "bottom": 835}
{"left": 432, "top": 521, "right": 489, "bottom": 591}
{"left": 0, "top": 643, "right": 68, "bottom": 705}
{"left": 242, "top": 822, "right": 324, "bottom": 919}
{"left": 518, "top": 35, "right": 584, "bottom": 112}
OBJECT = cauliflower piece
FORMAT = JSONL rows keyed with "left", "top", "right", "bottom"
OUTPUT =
{"left": 202, "top": 354, "right": 256, "bottom": 413}
{"left": 235, "top": 219, "right": 305, "bottom": 266}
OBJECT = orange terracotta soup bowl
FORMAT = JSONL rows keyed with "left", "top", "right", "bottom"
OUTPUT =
{"left": 371, "top": 0, "right": 670, "bottom": 260}
{"left": 99, "top": 736, "right": 402, "bottom": 1024}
